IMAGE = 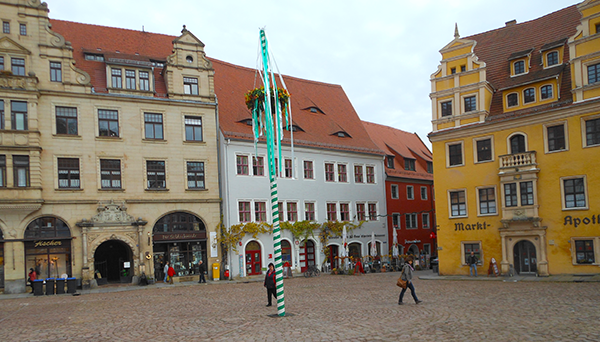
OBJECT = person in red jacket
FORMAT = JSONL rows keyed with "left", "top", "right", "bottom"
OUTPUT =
{"left": 28, "top": 268, "right": 37, "bottom": 293}
{"left": 263, "top": 263, "right": 277, "bottom": 307}
{"left": 167, "top": 265, "right": 175, "bottom": 284}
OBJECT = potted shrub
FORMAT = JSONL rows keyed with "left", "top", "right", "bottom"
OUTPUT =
{"left": 120, "top": 269, "right": 132, "bottom": 283}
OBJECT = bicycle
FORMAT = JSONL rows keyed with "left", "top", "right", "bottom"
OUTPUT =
{"left": 304, "top": 265, "right": 321, "bottom": 277}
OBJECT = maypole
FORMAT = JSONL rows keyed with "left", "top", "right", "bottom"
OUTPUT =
{"left": 245, "top": 28, "right": 291, "bottom": 317}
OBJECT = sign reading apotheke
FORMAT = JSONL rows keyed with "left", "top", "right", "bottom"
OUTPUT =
{"left": 563, "top": 214, "right": 600, "bottom": 228}
{"left": 34, "top": 240, "right": 62, "bottom": 248}
{"left": 454, "top": 222, "right": 489, "bottom": 231}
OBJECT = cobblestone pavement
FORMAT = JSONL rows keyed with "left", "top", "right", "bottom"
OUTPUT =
{"left": 1, "top": 270, "right": 599, "bottom": 342}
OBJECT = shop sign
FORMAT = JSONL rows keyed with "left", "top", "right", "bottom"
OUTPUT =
{"left": 563, "top": 214, "right": 600, "bottom": 228}
{"left": 153, "top": 232, "right": 206, "bottom": 241}
{"left": 404, "top": 239, "right": 421, "bottom": 244}
{"left": 454, "top": 222, "right": 489, "bottom": 231}
{"left": 34, "top": 240, "right": 62, "bottom": 248}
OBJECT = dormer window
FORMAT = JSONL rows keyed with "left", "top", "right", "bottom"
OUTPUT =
{"left": 524, "top": 88, "right": 535, "bottom": 104}
{"left": 84, "top": 53, "right": 104, "bottom": 61}
{"left": 386, "top": 156, "right": 394, "bottom": 168}
{"left": 183, "top": 77, "right": 198, "bottom": 95}
{"left": 514, "top": 60, "right": 525, "bottom": 75}
{"left": 335, "top": 131, "right": 350, "bottom": 138}
{"left": 310, "top": 108, "right": 317, "bottom": 113}
{"left": 305, "top": 106, "right": 324, "bottom": 114}
{"left": 507, "top": 93, "right": 519, "bottom": 107}
{"left": 186, "top": 56, "right": 193, "bottom": 63}
{"left": 547, "top": 51, "right": 558, "bottom": 66}
{"left": 239, "top": 119, "right": 253, "bottom": 126}
{"left": 286, "top": 124, "right": 303, "bottom": 132}
{"left": 541, "top": 85, "right": 553, "bottom": 100}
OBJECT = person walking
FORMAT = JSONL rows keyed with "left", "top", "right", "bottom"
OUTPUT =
{"left": 28, "top": 268, "right": 37, "bottom": 294}
{"left": 468, "top": 251, "right": 478, "bottom": 277}
{"left": 264, "top": 263, "right": 277, "bottom": 307}
{"left": 167, "top": 264, "right": 175, "bottom": 284}
{"left": 398, "top": 256, "right": 422, "bottom": 305}
{"left": 163, "top": 261, "right": 170, "bottom": 283}
{"left": 197, "top": 260, "right": 206, "bottom": 284}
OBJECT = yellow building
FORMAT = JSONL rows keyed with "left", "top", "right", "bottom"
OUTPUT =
{"left": 429, "top": 1, "right": 600, "bottom": 276}
{"left": 0, "top": 0, "right": 220, "bottom": 293}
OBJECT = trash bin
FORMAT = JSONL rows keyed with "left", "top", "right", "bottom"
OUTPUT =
{"left": 55, "top": 278, "right": 66, "bottom": 294}
{"left": 33, "top": 279, "right": 44, "bottom": 296}
{"left": 67, "top": 277, "right": 77, "bottom": 294}
{"left": 45, "top": 278, "right": 55, "bottom": 295}
{"left": 283, "top": 262, "right": 292, "bottom": 278}
{"left": 433, "top": 265, "right": 439, "bottom": 274}
{"left": 212, "top": 263, "right": 220, "bottom": 281}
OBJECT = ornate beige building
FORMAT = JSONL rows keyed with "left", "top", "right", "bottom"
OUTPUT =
{"left": 0, "top": 0, "right": 220, "bottom": 293}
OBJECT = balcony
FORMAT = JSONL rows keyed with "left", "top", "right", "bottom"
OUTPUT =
{"left": 499, "top": 151, "right": 537, "bottom": 174}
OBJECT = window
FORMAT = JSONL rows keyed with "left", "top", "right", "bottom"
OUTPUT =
{"left": 563, "top": 177, "right": 586, "bottom": 208}
{"left": 0, "top": 56, "right": 4, "bottom": 71}
{"left": 461, "top": 65, "right": 466, "bottom": 72}
{"left": 386, "top": 156, "right": 395, "bottom": 168}
{"left": 448, "top": 143, "right": 463, "bottom": 166}
{"left": 11, "top": 101, "right": 27, "bottom": 130}
{"left": 100, "top": 159, "right": 121, "bottom": 189}
{"left": 98, "top": 109, "right": 119, "bottom": 137}
{"left": 236, "top": 155, "right": 249, "bottom": 175}
{"left": 356, "top": 203, "right": 365, "bottom": 221}
{"left": 186, "top": 161, "right": 204, "bottom": 189}
{"left": 50, "top": 62, "right": 62, "bottom": 82}
{"left": 366, "top": 166, "right": 375, "bottom": 184}
{"left": 13, "top": 155, "right": 29, "bottom": 187}
{"left": 427, "top": 161, "right": 433, "bottom": 174}
{"left": 325, "top": 163, "right": 335, "bottom": 182}
{"left": 464, "top": 243, "right": 481, "bottom": 264}
{"left": 587, "top": 63, "right": 600, "bottom": 84}
{"left": 284, "top": 159, "right": 293, "bottom": 178}
{"left": 326, "top": 203, "right": 337, "bottom": 221}
{"left": 514, "top": 60, "right": 525, "bottom": 75}
{"left": 56, "top": 107, "right": 77, "bottom": 135}
{"left": 407, "top": 186, "right": 414, "bottom": 200}
{"left": 478, "top": 188, "right": 496, "bottom": 215}
{"left": 524, "top": 88, "right": 535, "bottom": 103}
{"left": 597, "top": 23, "right": 600, "bottom": 34}
{"left": 504, "top": 183, "right": 518, "bottom": 207}
{"left": 354, "top": 165, "right": 363, "bottom": 183}
{"left": 507, "top": 93, "right": 518, "bottom": 107}
{"left": 451, "top": 67, "right": 456, "bottom": 74}
{"left": 422, "top": 213, "right": 430, "bottom": 228}
{"left": 476, "top": 139, "right": 492, "bottom": 162}
{"left": 368, "top": 203, "right": 377, "bottom": 220}
{"left": 2, "top": 21, "right": 9, "bottom": 34}
{"left": 0, "top": 100, "right": 3, "bottom": 130}
{"left": 238, "top": 202, "right": 251, "bottom": 222}
{"left": 139, "top": 71, "right": 150, "bottom": 91}
{"left": 464, "top": 96, "right": 477, "bottom": 112}
{"left": 421, "top": 187, "right": 428, "bottom": 200}
{"left": 541, "top": 85, "right": 553, "bottom": 100}
{"left": 585, "top": 118, "right": 600, "bottom": 147}
{"left": 125, "top": 70, "right": 136, "bottom": 89}
{"left": 278, "top": 202, "right": 284, "bottom": 219}
{"left": 19, "top": 23, "right": 26, "bottom": 36}
{"left": 450, "top": 190, "right": 466, "bottom": 217}
{"left": 84, "top": 54, "right": 104, "bottom": 61}
{"left": 575, "top": 240, "right": 595, "bottom": 264}
{"left": 404, "top": 159, "right": 415, "bottom": 171}
{"left": 287, "top": 202, "right": 298, "bottom": 222}
{"left": 392, "top": 213, "right": 400, "bottom": 229}
{"left": 520, "top": 181, "right": 534, "bottom": 206}
{"left": 441, "top": 101, "right": 452, "bottom": 117}
{"left": 547, "top": 124, "right": 565, "bottom": 151}
{"left": 111, "top": 68, "right": 122, "bottom": 88}
{"left": 255, "top": 202, "right": 267, "bottom": 222}
{"left": 406, "top": 213, "right": 417, "bottom": 229}
{"left": 142, "top": 113, "right": 163, "bottom": 140}
{"left": 390, "top": 184, "right": 399, "bottom": 199}
{"left": 0, "top": 155, "right": 5, "bottom": 187}
{"left": 547, "top": 51, "right": 558, "bottom": 66}
{"left": 57, "top": 158, "right": 80, "bottom": 189}
{"left": 146, "top": 161, "right": 166, "bottom": 189}
{"left": 12, "top": 58, "right": 25, "bottom": 76}
{"left": 253, "top": 157, "right": 264, "bottom": 176}
{"left": 338, "top": 164, "right": 347, "bottom": 182}
{"left": 185, "top": 116, "right": 202, "bottom": 141}
{"left": 305, "top": 202, "right": 315, "bottom": 221}
{"left": 340, "top": 203, "right": 350, "bottom": 221}
{"left": 183, "top": 77, "right": 199, "bottom": 95}
{"left": 303, "top": 160, "right": 313, "bottom": 179}
{"left": 510, "top": 134, "right": 526, "bottom": 153}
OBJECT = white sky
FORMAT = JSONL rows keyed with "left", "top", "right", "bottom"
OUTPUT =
{"left": 47, "top": 0, "right": 578, "bottom": 149}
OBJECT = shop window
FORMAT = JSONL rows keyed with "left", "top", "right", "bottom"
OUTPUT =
{"left": 25, "top": 217, "right": 72, "bottom": 280}
{"left": 575, "top": 240, "right": 595, "bottom": 264}
{"left": 154, "top": 212, "right": 205, "bottom": 233}
{"left": 282, "top": 240, "right": 292, "bottom": 264}
{"left": 348, "top": 242, "right": 362, "bottom": 260}
{"left": 253, "top": 157, "right": 264, "bottom": 176}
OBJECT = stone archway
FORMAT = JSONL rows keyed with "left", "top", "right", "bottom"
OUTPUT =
{"left": 88, "top": 234, "right": 138, "bottom": 277}
{"left": 93, "top": 239, "right": 132, "bottom": 281}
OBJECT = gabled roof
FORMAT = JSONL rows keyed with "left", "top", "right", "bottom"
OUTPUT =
{"left": 362, "top": 121, "right": 433, "bottom": 181}
{"left": 212, "top": 59, "right": 384, "bottom": 155}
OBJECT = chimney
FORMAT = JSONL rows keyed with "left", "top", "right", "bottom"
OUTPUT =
{"left": 505, "top": 19, "right": 517, "bottom": 27}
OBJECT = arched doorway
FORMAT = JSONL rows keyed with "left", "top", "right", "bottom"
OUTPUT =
{"left": 327, "top": 244, "right": 339, "bottom": 269}
{"left": 348, "top": 242, "right": 362, "bottom": 260}
{"left": 300, "top": 240, "right": 316, "bottom": 272}
{"left": 24, "top": 217, "right": 72, "bottom": 280}
{"left": 245, "top": 241, "right": 262, "bottom": 276}
{"left": 513, "top": 240, "right": 537, "bottom": 275}
{"left": 367, "top": 241, "right": 381, "bottom": 258}
{"left": 407, "top": 244, "right": 419, "bottom": 256}
{"left": 281, "top": 240, "right": 292, "bottom": 266}
{"left": 510, "top": 134, "right": 526, "bottom": 153}
{"left": 94, "top": 240, "right": 132, "bottom": 282}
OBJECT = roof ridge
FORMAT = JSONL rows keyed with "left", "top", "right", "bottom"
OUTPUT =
{"left": 362, "top": 120, "right": 414, "bottom": 135}
{"left": 50, "top": 18, "right": 178, "bottom": 39}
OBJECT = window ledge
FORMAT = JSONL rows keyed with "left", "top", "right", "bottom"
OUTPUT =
{"left": 55, "top": 188, "right": 83, "bottom": 191}
{"left": 53, "top": 134, "right": 82, "bottom": 139}
{"left": 96, "top": 136, "right": 122, "bottom": 141}
{"left": 183, "top": 140, "right": 206, "bottom": 145}
{"left": 145, "top": 188, "right": 170, "bottom": 192}
{"left": 185, "top": 188, "right": 207, "bottom": 192}
{"left": 562, "top": 207, "right": 590, "bottom": 211}
{"left": 98, "top": 188, "right": 125, "bottom": 192}
{"left": 143, "top": 138, "right": 167, "bottom": 143}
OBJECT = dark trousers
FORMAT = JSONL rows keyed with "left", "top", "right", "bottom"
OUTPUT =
{"left": 398, "top": 281, "right": 419, "bottom": 303}
{"left": 267, "top": 287, "right": 277, "bottom": 305}
{"left": 198, "top": 273, "right": 206, "bottom": 283}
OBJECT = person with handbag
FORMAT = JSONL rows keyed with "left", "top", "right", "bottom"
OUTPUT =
{"left": 398, "top": 256, "right": 422, "bottom": 305}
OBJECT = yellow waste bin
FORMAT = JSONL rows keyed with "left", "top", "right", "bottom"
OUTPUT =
{"left": 212, "top": 263, "right": 220, "bottom": 281}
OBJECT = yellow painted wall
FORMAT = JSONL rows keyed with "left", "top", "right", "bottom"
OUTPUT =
{"left": 459, "top": 73, "right": 479, "bottom": 87}
{"left": 576, "top": 39, "right": 600, "bottom": 56}
{"left": 581, "top": 2, "right": 600, "bottom": 18}
{"left": 436, "top": 79, "right": 455, "bottom": 91}
{"left": 503, "top": 79, "right": 559, "bottom": 112}
{"left": 438, "top": 121, "right": 455, "bottom": 130}
{"left": 460, "top": 117, "right": 479, "bottom": 125}
{"left": 583, "top": 87, "right": 600, "bottom": 100}
{"left": 443, "top": 45, "right": 472, "bottom": 60}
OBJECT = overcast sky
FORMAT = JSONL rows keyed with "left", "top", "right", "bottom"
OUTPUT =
{"left": 48, "top": 0, "right": 577, "bottom": 149}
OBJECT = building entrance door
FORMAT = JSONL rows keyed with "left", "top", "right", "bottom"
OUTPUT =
{"left": 327, "top": 245, "right": 339, "bottom": 270}
{"left": 513, "top": 240, "right": 537, "bottom": 275}
{"left": 300, "top": 240, "right": 315, "bottom": 272}
{"left": 245, "top": 241, "right": 261, "bottom": 276}
{"left": 94, "top": 240, "right": 132, "bottom": 282}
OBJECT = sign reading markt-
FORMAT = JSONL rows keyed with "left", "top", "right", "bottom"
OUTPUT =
{"left": 454, "top": 222, "right": 489, "bottom": 231}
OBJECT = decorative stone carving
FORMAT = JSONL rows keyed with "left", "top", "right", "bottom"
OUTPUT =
{"left": 69, "top": 60, "right": 91, "bottom": 85}
{"left": 45, "top": 22, "right": 66, "bottom": 48}
{"left": 91, "top": 200, "right": 135, "bottom": 224}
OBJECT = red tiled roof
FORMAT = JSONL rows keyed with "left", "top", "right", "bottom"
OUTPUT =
{"left": 464, "top": 5, "right": 581, "bottom": 117}
{"left": 362, "top": 121, "right": 433, "bottom": 181}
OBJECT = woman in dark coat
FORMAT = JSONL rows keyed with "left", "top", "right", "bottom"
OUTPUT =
{"left": 264, "top": 263, "right": 277, "bottom": 307}
{"left": 398, "top": 256, "right": 422, "bottom": 305}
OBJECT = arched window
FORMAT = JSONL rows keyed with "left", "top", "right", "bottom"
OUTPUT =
{"left": 153, "top": 212, "right": 205, "bottom": 233}
{"left": 507, "top": 93, "right": 518, "bottom": 107}
{"left": 541, "top": 85, "right": 553, "bottom": 100}
{"left": 523, "top": 88, "right": 535, "bottom": 103}
{"left": 348, "top": 242, "right": 362, "bottom": 259}
{"left": 510, "top": 134, "right": 526, "bottom": 154}
{"left": 281, "top": 240, "right": 292, "bottom": 264}
{"left": 25, "top": 217, "right": 71, "bottom": 239}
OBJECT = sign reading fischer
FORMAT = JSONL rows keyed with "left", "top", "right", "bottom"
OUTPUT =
{"left": 563, "top": 215, "right": 600, "bottom": 228}
{"left": 34, "top": 240, "right": 62, "bottom": 248}
{"left": 455, "top": 222, "right": 488, "bottom": 231}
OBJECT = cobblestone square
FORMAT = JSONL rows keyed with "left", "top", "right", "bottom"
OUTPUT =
{"left": 1, "top": 271, "right": 599, "bottom": 341}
